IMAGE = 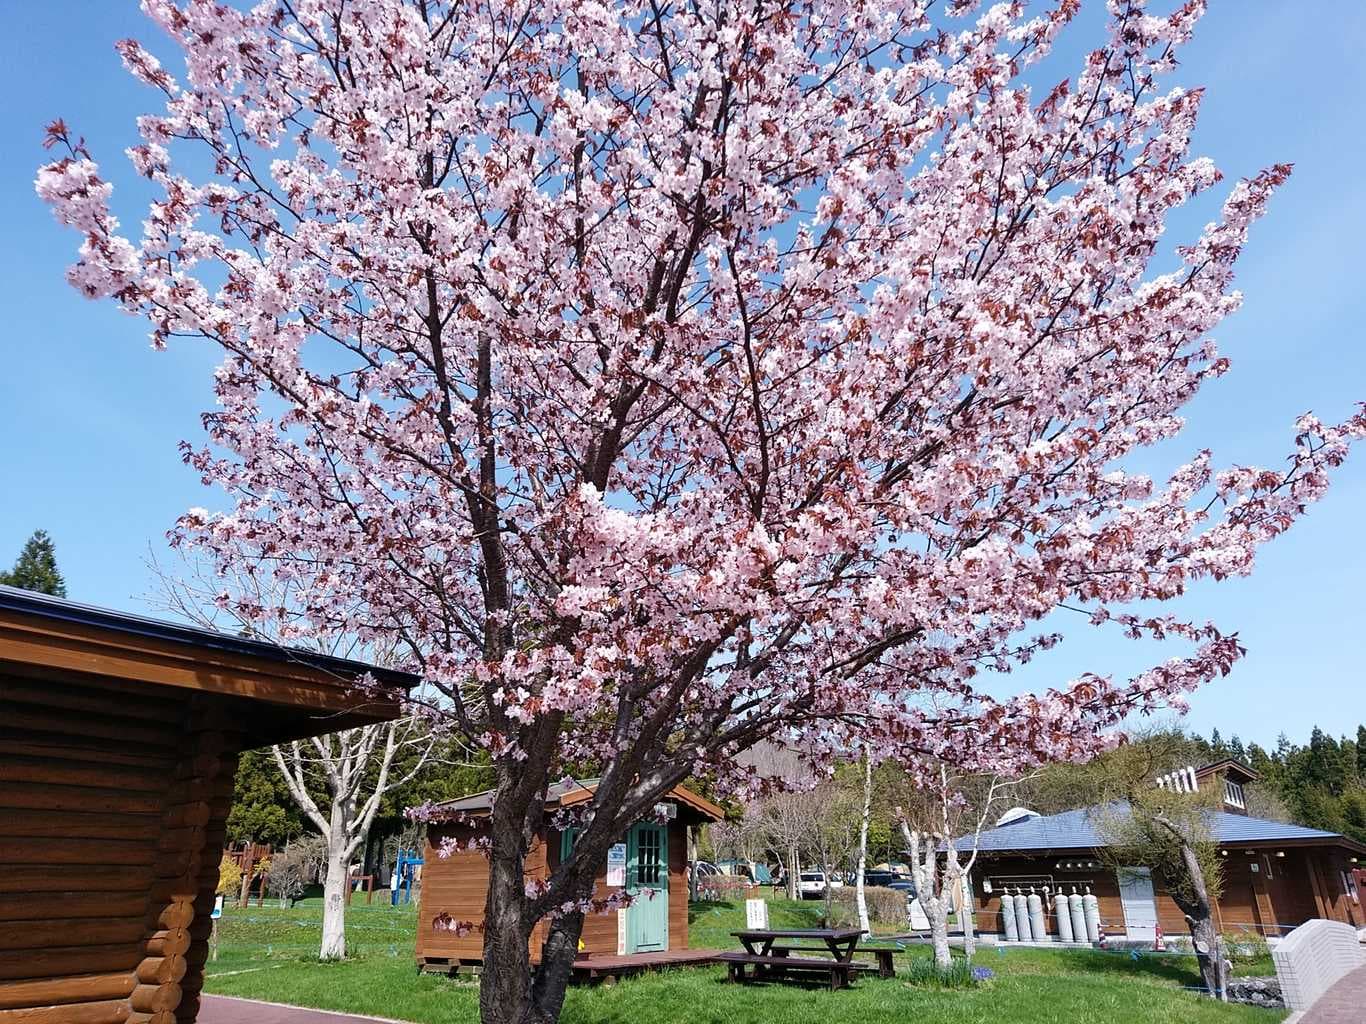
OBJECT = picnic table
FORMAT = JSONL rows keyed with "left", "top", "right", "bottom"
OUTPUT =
{"left": 715, "top": 927, "right": 895, "bottom": 990}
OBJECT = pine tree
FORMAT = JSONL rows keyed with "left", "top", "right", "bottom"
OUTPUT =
{"left": 1357, "top": 726, "right": 1366, "bottom": 782}
{"left": 1229, "top": 734, "right": 1247, "bottom": 762}
{"left": 0, "top": 530, "right": 67, "bottom": 597}
{"left": 1209, "top": 727, "right": 1226, "bottom": 754}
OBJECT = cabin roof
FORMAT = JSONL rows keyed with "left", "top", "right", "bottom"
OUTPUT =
{"left": 0, "top": 584, "right": 417, "bottom": 688}
{"left": 1195, "top": 757, "right": 1260, "bottom": 784}
{"left": 956, "top": 803, "right": 1366, "bottom": 856}
{"left": 435, "top": 777, "right": 724, "bottom": 822}
{"left": 0, "top": 585, "right": 414, "bottom": 743}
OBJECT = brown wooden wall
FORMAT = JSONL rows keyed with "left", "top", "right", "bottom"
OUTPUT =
{"left": 0, "top": 671, "right": 239, "bottom": 1024}
{"left": 414, "top": 824, "right": 549, "bottom": 963}
{"left": 970, "top": 847, "right": 1361, "bottom": 941}
{"left": 416, "top": 818, "right": 691, "bottom": 964}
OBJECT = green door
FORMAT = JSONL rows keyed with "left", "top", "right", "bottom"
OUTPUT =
{"left": 627, "top": 822, "right": 668, "bottom": 953}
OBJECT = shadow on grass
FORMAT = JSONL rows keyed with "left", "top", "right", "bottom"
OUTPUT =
{"left": 1040, "top": 948, "right": 1204, "bottom": 986}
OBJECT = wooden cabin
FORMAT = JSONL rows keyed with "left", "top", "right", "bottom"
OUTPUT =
{"left": 417, "top": 779, "right": 722, "bottom": 971}
{"left": 956, "top": 765, "right": 1366, "bottom": 943}
{"left": 0, "top": 585, "right": 413, "bottom": 1024}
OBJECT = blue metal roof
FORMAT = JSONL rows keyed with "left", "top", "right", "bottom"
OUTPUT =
{"left": 957, "top": 804, "right": 1363, "bottom": 854}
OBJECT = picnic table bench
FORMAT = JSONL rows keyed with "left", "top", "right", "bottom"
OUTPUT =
{"left": 716, "top": 928, "right": 895, "bottom": 991}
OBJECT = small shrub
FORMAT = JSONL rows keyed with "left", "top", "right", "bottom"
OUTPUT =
{"left": 695, "top": 874, "right": 753, "bottom": 903}
{"left": 217, "top": 854, "right": 242, "bottom": 897}
{"left": 1223, "top": 928, "right": 1270, "bottom": 967}
{"left": 268, "top": 835, "right": 327, "bottom": 906}
{"left": 826, "top": 885, "right": 909, "bottom": 928}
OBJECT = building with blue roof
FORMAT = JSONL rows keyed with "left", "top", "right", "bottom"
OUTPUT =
{"left": 953, "top": 761, "right": 1366, "bottom": 943}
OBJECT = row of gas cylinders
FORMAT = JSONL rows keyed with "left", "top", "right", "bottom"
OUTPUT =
{"left": 999, "top": 886, "right": 1100, "bottom": 944}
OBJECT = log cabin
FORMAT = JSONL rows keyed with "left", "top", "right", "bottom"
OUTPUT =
{"left": 957, "top": 761, "right": 1366, "bottom": 943}
{"left": 416, "top": 778, "right": 722, "bottom": 974}
{"left": 0, "top": 585, "right": 414, "bottom": 1024}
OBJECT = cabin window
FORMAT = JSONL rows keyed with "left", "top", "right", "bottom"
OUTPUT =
{"left": 1224, "top": 780, "right": 1246, "bottom": 810}
{"left": 635, "top": 826, "right": 662, "bottom": 885}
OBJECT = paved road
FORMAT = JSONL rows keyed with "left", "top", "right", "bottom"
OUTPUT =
{"left": 199, "top": 994, "right": 411, "bottom": 1023}
{"left": 1299, "top": 964, "right": 1366, "bottom": 1024}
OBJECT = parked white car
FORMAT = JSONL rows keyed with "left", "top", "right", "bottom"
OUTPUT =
{"left": 797, "top": 870, "right": 843, "bottom": 899}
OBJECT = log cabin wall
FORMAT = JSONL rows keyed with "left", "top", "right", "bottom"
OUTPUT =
{"left": 0, "top": 590, "right": 408, "bottom": 1023}
{"left": 0, "top": 671, "right": 241, "bottom": 1024}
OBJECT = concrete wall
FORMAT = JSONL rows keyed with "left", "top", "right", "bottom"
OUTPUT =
{"left": 1272, "top": 918, "right": 1366, "bottom": 1011}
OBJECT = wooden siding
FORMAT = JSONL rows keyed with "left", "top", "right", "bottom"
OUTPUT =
{"left": 417, "top": 818, "right": 692, "bottom": 964}
{"left": 970, "top": 848, "right": 1361, "bottom": 940}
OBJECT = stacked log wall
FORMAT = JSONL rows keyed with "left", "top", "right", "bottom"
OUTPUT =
{"left": 0, "top": 674, "right": 236, "bottom": 1024}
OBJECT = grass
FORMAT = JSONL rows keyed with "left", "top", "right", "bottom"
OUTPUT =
{"left": 204, "top": 896, "right": 1285, "bottom": 1024}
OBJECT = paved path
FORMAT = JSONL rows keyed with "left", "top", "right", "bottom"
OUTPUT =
{"left": 199, "top": 994, "right": 412, "bottom": 1024}
{"left": 1299, "top": 963, "right": 1366, "bottom": 1024}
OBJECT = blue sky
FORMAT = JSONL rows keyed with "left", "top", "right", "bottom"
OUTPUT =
{"left": 1, "top": 2, "right": 1361, "bottom": 749}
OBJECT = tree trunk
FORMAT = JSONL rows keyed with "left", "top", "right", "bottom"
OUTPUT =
{"left": 786, "top": 840, "right": 799, "bottom": 900}
{"left": 1188, "top": 912, "right": 1228, "bottom": 1001}
{"left": 855, "top": 756, "right": 872, "bottom": 935}
{"left": 529, "top": 911, "right": 586, "bottom": 1023}
{"left": 928, "top": 900, "right": 951, "bottom": 969}
{"left": 320, "top": 800, "right": 350, "bottom": 961}
{"left": 320, "top": 850, "right": 348, "bottom": 960}
{"left": 902, "top": 819, "right": 952, "bottom": 970}
{"left": 1157, "top": 814, "right": 1228, "bottom": 1001}
{"left": 480, "top": 795, "right": 536, "bottom": 1024}
{"left": 959, "top": 877, "right": 977, "bottom": 961}
{"left": 820, "top": 846, "right": 834, "bottom": 922}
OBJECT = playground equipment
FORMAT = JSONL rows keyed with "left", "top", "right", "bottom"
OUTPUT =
{"left": 391, "top": 848, "right": 424, "bottom": 906}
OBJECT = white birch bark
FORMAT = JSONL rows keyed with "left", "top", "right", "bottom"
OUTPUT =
{"left": 272, "top": 719, "right": 434, "bottom": 960}
{"left": 854, "top": 755, "right": 872, "bottom": 935}
{"left": 900, "top": 815, "right": 951, "bottom": 969}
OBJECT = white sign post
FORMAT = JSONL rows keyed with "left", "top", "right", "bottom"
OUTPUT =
{"left": 745, "top": 898, "right": 769, "bottom": 930}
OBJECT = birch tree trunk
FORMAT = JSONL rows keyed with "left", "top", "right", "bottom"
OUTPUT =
{"left": 320, "top": 805, "right": 350, "bottom": 960}
{"left": 959, "top": 869, "right": 977, "bottom": 960}
{"left": 900, "top": 816, "right": 951, "bottom": 969}
{"left": 855, "top": 756, "right": 872, "bottom": 935}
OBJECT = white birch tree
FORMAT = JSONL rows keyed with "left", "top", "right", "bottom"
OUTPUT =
{"left": 854, "top": 756, "right": 873, "bottom": 935}
{"left": 272, "top": 720, "right": 436, "bottom": 959}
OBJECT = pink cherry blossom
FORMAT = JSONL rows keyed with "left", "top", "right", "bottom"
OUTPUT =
{"left": 37, "top": 2, "right": 1363, "bottom": 1020}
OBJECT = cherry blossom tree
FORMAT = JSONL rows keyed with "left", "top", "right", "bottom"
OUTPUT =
{"left": 38, "top": 0, "right": 1363, "bottom": 1020}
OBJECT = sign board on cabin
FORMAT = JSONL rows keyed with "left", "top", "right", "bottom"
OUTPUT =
{"left": 616, "top": 908, "right": 627, "bottom": 955}
{"left": 745, "top": 898, "right": 769, "bottom": 930}
{"left": 606, "top": 843, "right": 627, "bottom": 887}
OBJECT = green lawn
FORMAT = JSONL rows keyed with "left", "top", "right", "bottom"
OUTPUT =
{"left": 204, "top": 897, "right": 1285, "bottom": 1024}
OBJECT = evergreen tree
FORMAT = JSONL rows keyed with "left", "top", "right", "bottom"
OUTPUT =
{"left": 1228, "top": 735, "right": 1247, "bottom": 762}
{"left": 226, "top": 748, "right": 306, "bottom": 846}
{"left": 0, "top": 530, "right": 67, "bottom": 597}
{"left": 1209, "top": 727, "right": 1226, "bottom": 754}
{"left": 1305, "top": 727, "right": 1348, "bottom": 795}
{"left": 1358, "top": 726, "right": 1366, "bottom": 781}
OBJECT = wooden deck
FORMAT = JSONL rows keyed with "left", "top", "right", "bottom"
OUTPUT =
{"left": 573, "top": 948, "right": 722, "bottom": 981}
{"left": 419, "top": 948, "right": 723, "bottom": 983}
